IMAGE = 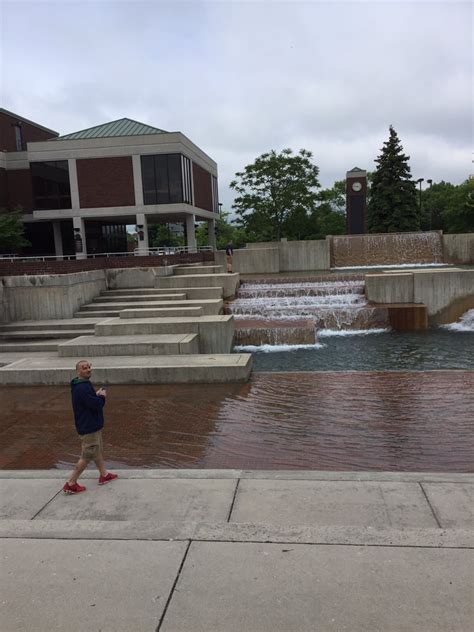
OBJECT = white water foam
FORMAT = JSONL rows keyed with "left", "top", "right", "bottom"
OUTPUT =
{"left": 234, "top": 343, "right": 325, "bottom": 353}
{"left": 317, "top": 328, "right": 390, "bottom": 337}
{"left": 441, "top": 309, "right": 474, "bottom": 333}
{"left": 333, "top": 264, "right": 452, "bottom": 270}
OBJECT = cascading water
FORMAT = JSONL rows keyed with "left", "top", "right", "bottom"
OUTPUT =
{"left": 229, "top": 277, "right": 389, "bottom": 346}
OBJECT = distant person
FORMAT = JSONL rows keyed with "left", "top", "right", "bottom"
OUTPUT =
{"left": 63, "top": 360, "right": 117, "bottom": 494}
{"left": 225, "top": 239, "right": 234, "bottom": 273}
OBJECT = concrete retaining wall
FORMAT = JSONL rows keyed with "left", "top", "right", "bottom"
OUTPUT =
{"left": 0, "top": 270, "right": 106, "bottom": 323}
{"left": 366, "top": 268, "right": 474, "bottom": 324}
{"left": 105, "top": 266, "right": 175, "bottom": 289}
{"left": 217, "top": 239, "right": 330, "bottom": 274}
{"left": 443, "top": 234, "right": 474, "bottom": 264}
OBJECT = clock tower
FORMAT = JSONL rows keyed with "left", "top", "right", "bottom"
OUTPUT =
{"left": 346, "top": 167, "right": 367, "bottom": 234}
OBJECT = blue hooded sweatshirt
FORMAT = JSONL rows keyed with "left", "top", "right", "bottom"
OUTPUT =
{"left": 71, "top": 377, "right": 105, "bottom": 435}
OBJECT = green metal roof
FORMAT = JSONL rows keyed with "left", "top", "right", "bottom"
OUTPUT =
{"left": 53, "top": 118, "right": 166, "bottom": 140}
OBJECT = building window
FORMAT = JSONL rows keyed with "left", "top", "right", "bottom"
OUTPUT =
{"left": 181, "top": 155, "right": 193, "bottom": 204}
{"left": 141, "top": 154, "right": 183, "bottom": 205}
{"left": 31, "top": 161, "right": 72, "bottom": 210}
{"left": 14, "top": 125, "right": 24, "bottom": 151}
{"left": 212, "top": 175, "right": 219, "bottom": 213}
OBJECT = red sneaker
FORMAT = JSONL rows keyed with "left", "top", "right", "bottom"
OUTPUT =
{"left": 99, "top": 472, "right": 118, "bottom": 486}
{"left": 63, "top": 482, "right": 86, "bottom": 494}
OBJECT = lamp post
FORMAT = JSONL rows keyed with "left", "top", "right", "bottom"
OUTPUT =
{"left": 426, "top": 179, "right": 433, "bottom": 230}
{"left": 416, "top": 178, "right": 424, "bottom": 227}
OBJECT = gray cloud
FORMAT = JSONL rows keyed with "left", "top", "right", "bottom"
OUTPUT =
{"left": 1, "top": 0, "right": 471, "bottom": 212}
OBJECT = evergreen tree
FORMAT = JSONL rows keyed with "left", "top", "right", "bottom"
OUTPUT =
{"left": 367, "top": 126, "right": 419, "bottom": 233}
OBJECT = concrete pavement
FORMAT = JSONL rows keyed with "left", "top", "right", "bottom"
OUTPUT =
{"left": 1, "top": 470, "right": 473, "bottom": 631}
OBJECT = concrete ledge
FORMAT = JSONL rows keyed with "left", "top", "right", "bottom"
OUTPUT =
{"left": 119, "top": 306, "right": 203, "bottom": 318}
{"left": 57, "top": 334, "right": 199, "bottom": 357}
{"left": 0, "top": 353, "right": 252, "bottom": 384}
{"left": 156, "top": 273, "right": 240, "bottom": 299}
{"left": 106, "top": 287, "right": 223, "bottom": 299}
{"left": 174, "top": 265, "right": 224, "bottom": 275}
{"left": 81, "top": 298, "right": 223, "bottom": 316}
{"left": 94, "top": 315, "right": 235, "bottom": 353}
{"left": 92, "top": 293, "right": 186, "bottom": 302}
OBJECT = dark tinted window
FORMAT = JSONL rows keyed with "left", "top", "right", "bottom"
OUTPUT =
{"left": 141, "top": 154, "right": 183, "bottom": 205}
{"left": 31, "top": 161, "right": 71, "bottom": 210}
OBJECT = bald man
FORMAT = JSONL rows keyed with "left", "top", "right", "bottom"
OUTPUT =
{"left": 63, "top": 360, "right": 117, "bottom": 494}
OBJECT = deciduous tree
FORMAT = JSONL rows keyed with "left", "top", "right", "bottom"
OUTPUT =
{"left": 230, "top": 148, "right": 320, "bottom": 241}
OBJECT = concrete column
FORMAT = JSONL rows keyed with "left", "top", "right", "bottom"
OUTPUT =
{"left": 207, "top": 219, "right": 216, "bottom": 251}
{"left": 132, "top": 155, "right": 144, "bottom": 207}
{"left": 72, "top": 216, "right": 87, "bottom": 260}
{"left": 135, "top": 213, "right": 149, "bottom": 255}
{"left": 68, "top": 159, "right": 80, "bottom": 210}
{"left": 52, "top": 221, "right": 63, "bottom": 259}
{"left": 186, "top": 213, "right": 197, "bottom": 253}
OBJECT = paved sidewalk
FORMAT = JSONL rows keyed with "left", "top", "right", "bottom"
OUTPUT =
{"left": 1, "top": 470, "right": 473, "bottom": 631}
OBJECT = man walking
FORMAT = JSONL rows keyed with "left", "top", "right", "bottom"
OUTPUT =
{"left": 63, "top": 360, "right": 117, "bottom": 494}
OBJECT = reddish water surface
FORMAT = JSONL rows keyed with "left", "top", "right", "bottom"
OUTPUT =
{"left": 1, "top": 371, "right": 473, "bottom": 472}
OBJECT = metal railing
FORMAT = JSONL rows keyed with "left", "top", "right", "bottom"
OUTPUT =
{"left": 0, "top": 245, "right": 214, "bottom": 263}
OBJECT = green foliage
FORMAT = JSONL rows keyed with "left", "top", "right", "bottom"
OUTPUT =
{"left": 421, "top": 179, "right": 473, "bottom": 233}
{"left": 230, "top": 148, "right": 321, "bottom": 241}
{"left": 148, "top": 224, "right": 184, "bottom": 248}
{"left": 0, "top": 209, "right": 30, "bottom": 252}
{"left": 367, "top": 126, "right": 419, "bottom": 233}
{"left": 196, "top": 212, "right": 248, "bottom": 250}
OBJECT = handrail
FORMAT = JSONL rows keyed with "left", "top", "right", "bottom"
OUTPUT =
{"left": 0, "top": 246, "right": 214, "bottom": 263}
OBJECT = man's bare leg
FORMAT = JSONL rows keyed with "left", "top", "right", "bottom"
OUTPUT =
{"left": 94, "top": 454, "right": 107, "bottom": 478}
{"left": 68, "top": 458, "right": 89, "bottom": 486}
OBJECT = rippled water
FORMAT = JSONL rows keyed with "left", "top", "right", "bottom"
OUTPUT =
{"left": 243, "top": 329, "right": 474, "bottom": 372}
{"left": 1, "top": 372, "right": 473, "bottom": 471}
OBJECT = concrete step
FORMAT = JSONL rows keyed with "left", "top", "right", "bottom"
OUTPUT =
{"left": 0, "top": 341, "right": 59, "bottom": 352}
{"left": 174, "top": 265, "right": 225, "bottom": 275}
{"left": 0, "top": 354, "right": 252, "bottom": 384}
{"left": 79, "top": 299, "right": 223, "bottom": 316}
{"left": 151, "top": 286, "right": 223, "bottom": 300}
{"left": 94, "top": 315, "right": 234, "bottom": 354}
{"left": 93, "top": 293, "right": 186, "bottom": 303}
{"left": 102, "top": 288, "right": 185, "bottom": 296}
{"left": 0, "top": 319, "right": 101, "bottom": 332}
{"left": 119, "top": 307, "right": 203, "bottom": 318}
{"left": 74, "top": 310, "right": 124, "bottom": 318}
{"left": 156, "top": 273, "right": 239, "bottom": 299}
{"left": 57, "top": 334, "right": 199, "bottom": 357}
{"left": 0, "top": 330, "right": 93, "bottom": 341}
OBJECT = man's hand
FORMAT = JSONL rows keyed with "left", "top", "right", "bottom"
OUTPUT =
{"left": 96, "top": 388, "right": 107, "bottom": 398}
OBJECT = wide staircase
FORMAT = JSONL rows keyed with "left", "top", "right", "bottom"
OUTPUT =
{"left": 0, "top": 264, "right": 251, "bottom": 384}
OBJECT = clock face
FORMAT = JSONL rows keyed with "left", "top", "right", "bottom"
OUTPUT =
{"left": 351, "top": 181, "right": 362, "bottom": 192}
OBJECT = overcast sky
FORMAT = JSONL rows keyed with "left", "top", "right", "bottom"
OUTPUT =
{"left": 1, "top": 0, "right": 471, "bottom": 211}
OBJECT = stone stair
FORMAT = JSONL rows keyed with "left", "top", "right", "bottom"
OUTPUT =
{"left": 0, "top": 319, "right": 99, "bottom": 353}
{"left": 0, "top": 268, "right": 253, "bottom": 385}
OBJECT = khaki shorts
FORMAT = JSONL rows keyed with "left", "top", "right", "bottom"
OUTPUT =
{"left": 79, "top": 430, "right": 103, "bottom": 461}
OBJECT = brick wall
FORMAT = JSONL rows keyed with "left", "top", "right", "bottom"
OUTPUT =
{"left": 77, "top": 156, "right": 135, "bottom": 208}
{"left": 192, "top": 162, "right": 213, "bottom": 212}
{"left": 0, "top": 111, "right": 57, "bottom": 151}
{"left": 6, "top": 169, "right": 33, "bottom": 211}
{"left": 0, "top": 251, "right": 214, "bottom": 276}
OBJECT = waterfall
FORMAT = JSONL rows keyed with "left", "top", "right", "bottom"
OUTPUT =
{"left": 230, "top": 277, "right": 389, "bottom": 346}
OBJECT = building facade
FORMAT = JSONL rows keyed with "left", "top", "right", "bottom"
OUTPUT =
{"left": 0, "top": 109, "right": 219, "bottom": 257}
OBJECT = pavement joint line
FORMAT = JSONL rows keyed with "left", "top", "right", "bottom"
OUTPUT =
{"left": 226, "top": 478, "right": 241, "bottom": 522}
{"left": 30, "top": 486, "right": 64, "bottom": 520}
{"left": 419, "top": 481, "right": 443, "bottom": 528}
{"left": 156, "top": 539, "right": 192, "bottom": 632}
{"left": 0, "top": 535, "right": 472, "bottom": 550}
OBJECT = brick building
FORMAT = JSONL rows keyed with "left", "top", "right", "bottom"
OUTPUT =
{"left": 0, "top": 109, "right": 219, "bottom": 257}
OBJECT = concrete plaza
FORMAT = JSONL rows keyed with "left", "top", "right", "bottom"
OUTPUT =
{"left": 1, "top": 469, "right": 472, "bottom": 631}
